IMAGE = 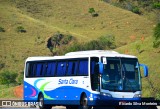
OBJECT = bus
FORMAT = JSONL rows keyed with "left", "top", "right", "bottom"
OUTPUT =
{"left": 23, "top": 50, "right": 148, "bottom": 109}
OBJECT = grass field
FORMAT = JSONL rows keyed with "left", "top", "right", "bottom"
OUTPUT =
{"left": 0, "top": 85, "right": 16, "bottom": 98}
{"left": 0, "top": 0, "right": 159, "bottom": 99}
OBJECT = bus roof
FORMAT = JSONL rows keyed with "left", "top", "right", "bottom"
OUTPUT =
{"left": 26, "top": 50, "right": 137, "bottom": 61}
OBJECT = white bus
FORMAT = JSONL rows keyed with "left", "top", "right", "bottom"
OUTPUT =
{"left": 23, "top": 50, "right": 148, "bottom": 109}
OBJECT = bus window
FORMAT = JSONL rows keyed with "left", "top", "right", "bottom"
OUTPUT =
{"left": 25, "top": 63, "right": 30, "bottom": 77}
{"left": 50, "top": 61, "right": 56, "bottom": 76}
{"left": 67, "top": 60, "right": 78, "bottom": 76}
{"left": 46, "top": 62, "right": 52, "bottom": 76}
{"left": 90, "top": 57, "right": 99, "bottom": 91}
{"left": 26, "top": 62, "right": 36, "bottom": 77}
{"left": 56, "top": 61, "right": 67, "bottom": 76}
{"left": 36, "top": 63, "right": 43, "bottom": 77}
{"left": 77, "top": 59, "right": 88, "bottom": 76}
{"left": 41, "top": 63, "right": 47, "bottom": 76}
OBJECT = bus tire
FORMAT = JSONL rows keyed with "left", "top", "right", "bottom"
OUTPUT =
{"left": 38, "top": 93, "right": 52, "bottom": 109}
{"left": 79, "top": 93, "right": 92, "bottom": 109}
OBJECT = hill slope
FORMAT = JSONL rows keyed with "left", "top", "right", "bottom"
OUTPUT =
{"left": 11, "top": 0, "right": 154, "bottom": 42}
{"left": 0, "top": 0, "right": 159, "bottom": 98}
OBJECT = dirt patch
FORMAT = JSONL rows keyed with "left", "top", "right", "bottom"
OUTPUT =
{"left": 14, "top": 85, "right": 23, "bottom": 98}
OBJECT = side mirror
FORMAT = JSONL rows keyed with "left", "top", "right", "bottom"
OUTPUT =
{"left": 98, "top": 62, "right": 103, "bottom": 74}
{"left": 140, "top": 64, "right": 148, "bottom": 77}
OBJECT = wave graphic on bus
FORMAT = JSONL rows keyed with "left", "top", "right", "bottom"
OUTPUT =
{"left": 29, "top": 87, "right": 36, "bottom": 97}
{"left": 28, "top": 79, "right": 54, "bottom": 100}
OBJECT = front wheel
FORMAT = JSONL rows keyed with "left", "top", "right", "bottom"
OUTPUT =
{"left": 79, "top": 94, "right": 92, "bottom": 109}
{"left": 38, "top": 94, "right": 52, "bottom": 109}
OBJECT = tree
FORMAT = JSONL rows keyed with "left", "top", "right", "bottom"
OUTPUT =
{"left": 0, "top": 71, "right": 18, "bottom": 87}
{"left": 153, "top": 23, "right": 160, "bottom": 48}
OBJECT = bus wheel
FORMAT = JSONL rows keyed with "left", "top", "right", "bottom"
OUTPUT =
{"left": 38, "top": 94, "right": 52, "bottom": 109}
{"left": 79, "top": 93, "right": 92, "bottom": 109}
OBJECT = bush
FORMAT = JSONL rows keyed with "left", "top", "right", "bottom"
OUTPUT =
{"left": 135, "top": 44, "right": 141, "bottom": 54}
{"left": 82, "top": 40, "right": 103, "bottom": 50}
{"left": 51, "top": 32, "right": 64, "bottom": 47}
{"left": 0, "top": 71, "right": 18, "bottom": 87}
{"left": 16, "top": 26, "right": 26, "bottom": 33}
{"left": 98, "top": 34, "right": 116, "bottom": 49}
{"left": 0, "top": 27, "right": 5, "bottom": 32}
{"left": 132, "top": 6, "right": 141, "bottom": 14}
{"left": 60, "top": 34, "right": 116, "bottom": 55}
{"left": 16, "top": 71, "right": 24, "bottom": 85}
{"left": 0, "top": 62, "right": 5, "bottom": 70}
{"left": 47, "top": 32, "right": 75, "bottom": 54}
{"left": 153, "top": 23, "right": 160, "bottom": 48}
{"left": 61, "top": 35, "right": 73, "bottom": 44}
{"left": 153, "top": 2, "right": 160, "bottom": 9}
{"left": 63, "top": 43, "right": 82, "bottom": 54}
{"left": 88, "top": 8, "right": 98, "bottom": 17}
{"left": 88, "top": 8, "right": 95, "bottom": 14}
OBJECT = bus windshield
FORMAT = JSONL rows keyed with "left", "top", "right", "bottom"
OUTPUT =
{"left": 101, "top": 58, "right": 141, "bottom": 92}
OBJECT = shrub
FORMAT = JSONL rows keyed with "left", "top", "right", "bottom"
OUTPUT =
{"left": 153, "top": 2, "right": 160, "bottom": 9}
{"left": 0, "top": 62, "right": 5, "bottom": 70}
{"left": 135, "top": 44, "right": 141, "bottom": 54}
{"left": 0, "top": 26, "right": 5, "bottom": 32}
{"left": 88, "top": 8, "right": 98, "bottom": 17}
{"left": 0, "top": 71, "right": 18, "bottom": 87}
{"left": 88, "top": 8, "right": 95, "bottom": 14}
{"left": 153, "top": 23, "right": 160, "bottom": 40}
{"left": 51, "top": 32, "right": 64, "bottom": 47}
{"left": 132, "top": 6, "right": 141, "bottom": 14}
{"left": 16, "top": 71, "right": 24, "bottom": 85}
{"left": 98, "top": 34, "right": 116, "bottom": 49}
{"left": 125, "top": 2, "right": 133, "bottom": 11}
{"left": 64, "top": 43, "right": 82, "bottom": 54}
{"left": 153, "top": 23, "right": 160, "bottom": 48}
{"left": 61, "top": 35, "right": 73, "bottom": 45}
{"left": 62, "top": 34, "right": 116, "bottom": 54}
{"left": 16, "top": 26, "right": 26, "bottom": 33}
{"left": 83, "top": 40, "right": 103, "bottom": 50}
{"left": 47, "top": 32, "right": 75, "bottom": 54}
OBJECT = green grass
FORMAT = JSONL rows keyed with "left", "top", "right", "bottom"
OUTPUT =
{"left": 0, "top": 0, "right": 154, "bottom": 72}
{"left": 0, "top": 85, "right": 16, "bottom": 98}
{"left": 0, "top": 0, "right": 159, "bottom": 99}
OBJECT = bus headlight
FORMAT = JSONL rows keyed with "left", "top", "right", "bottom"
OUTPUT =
{"left": 133, "top": 94, "right": 141, "bottom": 98}
{"left": 101, "top": 92, "right": 112, "bottom": 97}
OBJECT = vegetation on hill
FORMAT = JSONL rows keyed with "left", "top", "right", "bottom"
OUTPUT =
{"left": 0, "top": 0, "right": 159, "bottom": 99}
{"left": 56, "top": 34, "right": 116, "bottom": 55}
{"left": 153, "top": 23, "right": 160, "bottom": 48}
{"left": 103, "top": 0, "right": 160, "bottom": 23}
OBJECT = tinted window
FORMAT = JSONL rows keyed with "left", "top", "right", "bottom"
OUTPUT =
{"left": 67, "top": 61, "right": 78, "bottom": 76}
{"left": 50, "top": 62, "right": 56, "bottom": 76}
{"left": 56, "top": 61, "right": 67, "bottom": 76}
{"left": 78, "top": 59, "right": 88, "bottom": 76}
{"left": 26, "top": 62, "right": 36, "bottom": 77}
{"left": 36, "top": 63, "right": 42, "bottom": 76}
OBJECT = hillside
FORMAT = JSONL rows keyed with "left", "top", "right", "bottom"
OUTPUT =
{"left": 0, "top": 0, "right": 159, "bottom": 98}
